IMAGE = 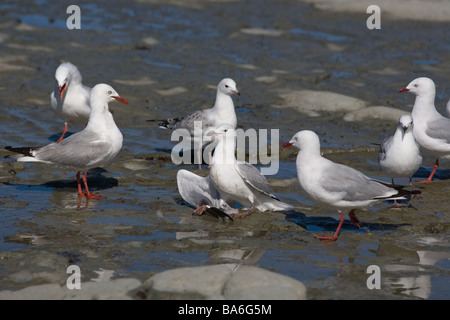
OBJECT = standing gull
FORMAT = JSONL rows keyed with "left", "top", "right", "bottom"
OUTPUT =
{"left": 6, "top": 83, "right": 127, "bottom": 200}
{"left": 378, "top": 114, "right": 422, "bottom": 186}
{"left": 50, "top": 62, "right": 91, "bottom": 143}
{"left": 398, "top": 77, "right": 450, "bottom": 183}
{"left": 283, "top": 130, "right": 420, "bottom": 241}
{"left": 208, "top": 124, "right": 294, "bottom": 218}
{"left": 155, "top": 78, "right": 239, "bottom": 169}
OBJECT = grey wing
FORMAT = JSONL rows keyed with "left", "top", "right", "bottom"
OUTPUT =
{"left": 320, "top": 162, "right": 393, "bottom": 201}
{"left": 378, "top": 135, "right": 392, "bottom": 163}
{"left": 426, "top": 117, "right": 450, "bottom": 142}
{"left": 34, "top": 131, "right": 112, "bottom": 168}
{"left": 177, "top": 169, "right": 222, "bottom": 208}
{"left": 168, "top": 109, "right": 214, "bottom": 134}
{"left": 234, "top": 161, "right": 279, "bottom": 200}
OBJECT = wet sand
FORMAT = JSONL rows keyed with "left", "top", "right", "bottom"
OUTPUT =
{"left": 0, "top": 0, "right": 449, "bottom": 299}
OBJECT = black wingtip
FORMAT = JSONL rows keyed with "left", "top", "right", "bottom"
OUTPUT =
{"left": 192, "top": 204, "right": 234, "bottom": 222}
{"left": 204, "top": 206, "right": 234, "bottom": 221}
{"left": 373, "top": 180, "right": 422, "bottom": 200}
{"left": 5, "top": 146, "right": 35, "bottom": 157}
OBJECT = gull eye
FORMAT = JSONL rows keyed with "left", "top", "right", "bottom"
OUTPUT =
{"left": 225, "top": 85, "right": 229, "bottom": 88}
{"left": 224, "top": 129, "right": 228, "bottom": 132}
{"left": 414, "top": 84, "right": 418, "bottom": 88}
{"left": 108, "top": 90, "right": 112, "bottom": 94}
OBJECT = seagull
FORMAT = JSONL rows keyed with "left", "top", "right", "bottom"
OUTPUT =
{"left": 6, "top": 83, "right": 127, "bottom": 200}
{"left": 283, "top": 130, "right": 421, "bottom": 241}
{"left": 378, "top": 114, "right": 423, "bottom": 186}
{"left": 50, "top": 62, "right": 91, "bottom": 143}
{"left": 154, "top": 78, "right": 239, "bottom": 169}
{"left": 207, "top": 124, "right": 294, "bottom": 218}
{"left": 176, "top": 169, "right": 235, "bottom": 221}
{"left": 398, "top": 77, "right": 450, "bottom": 183}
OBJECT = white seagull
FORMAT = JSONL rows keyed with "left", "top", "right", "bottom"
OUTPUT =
{"left": 378, "top": 114, "right": 422, "bottom": 186}
{"left": 155, "top": 78, "right": 239, "bottom": 169}
{"left": 283, "top": 130, "right": 420, "bottom": 241}
{"left": 6, "top": 83, "right": 127, "bottom": 199}
{"left": 398, "top": 77, "right": 450, "bottom": 183}
{"left": 207, "top": 124, "right": 294, "bottom": 218}
{"left": 50, "top": 62, "right": 91, "bottom": 143}
{"left": 176, "top": 169, "right": 235, "bottom": 221}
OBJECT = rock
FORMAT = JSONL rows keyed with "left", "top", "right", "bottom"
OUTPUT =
{"left": 277, "top": 90, "right": 367, "bottom": 117}
{"left": 0, "top": 278, "right": 141, "bottom": 300}
{"left": 139, "top": 264, "right": 307, "bottom": 300}
{"left": 223, "top": 265, "right": 307, "bottom": 300}
{"left": 300, "top": 0, "right": 450, "bottom": 22}
{"left": 240, "top": 28, "right": 284, "bottom": 37}
{"left": 155, "top": 86, "right": 188, "bottom": 96}
{"left": 143, "top": 264, "right": 235, "bottom": 299}
{"left": 0, "top": 283, "right": 65, "bottom": 300}
{"left": 343, "top": 106, "right": 408, "bottom": 122}
{"left": 64, "top": 278, "right": 141, "bottom": 300}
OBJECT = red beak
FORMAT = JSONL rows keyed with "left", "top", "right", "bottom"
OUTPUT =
{"left": 398, "top": 88, "right": 410, "bottom": 93}
{"left": 113, "top": 96, "right": 129, "bottom": 104}
{"left": 282, "top": 142, "right": 293, "bottom": 148}
{"left": 58, "top": 83, "right": 67, "bottom": 100}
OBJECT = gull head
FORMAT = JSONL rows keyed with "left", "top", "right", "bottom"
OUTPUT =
{"left": 399, "top": 114, "right": 413, "bottom": 132}
{"left": 54, "top": 62, "right": 82, "bottom": 100}
{"left": 90, "top": 83, "right": 128, "bottom": 108}
{"left": 210, "top": 123, "right": 236, "bottom": 138}
{"left": 398, "top": 77, "right": 436, "bottom": 97}
{"left": 398, "top": 114, "right": 413, "bottom": 139}
{"left": 283, "top": 130, "right": 320, "bottom": 152}
{"left": 218, "top": 78, "right": 240, "bottom": 96}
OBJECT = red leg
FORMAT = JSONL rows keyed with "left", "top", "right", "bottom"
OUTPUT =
{"left": 81, "top": 172, "right": 104, "bottom": 199}
{"left": 76, "top": 171, "right": 84, "bottom": 197}
{"left": 415, "top": 159, "right": 439, "bottom": 183}
{"left": 316, "top": 210, "right": 344, "bottom": 242}
{"left": 348, "top": 209, "right": 361, "bottom": 229}
{"left": 56, "top": 122, "right": 68, "bottom": 143}
{"left": 193, "top": 205, "right": 208, "bottom": 215}
{"left": 231, "top": 206, "right": 256, "bottom": 219}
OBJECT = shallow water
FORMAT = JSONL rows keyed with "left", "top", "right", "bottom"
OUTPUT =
{"left": 0, "top": 0, "right": 450, "bottom": 299}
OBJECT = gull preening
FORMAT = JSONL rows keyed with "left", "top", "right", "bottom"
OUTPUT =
{"left": 283, "top": 130, "right": 420, "bottom": 241}
{"left": 208, "top": 124, "right": 294, "bottom": 217}
{"left": 154, "top": 78, "right": 239, "bottom": 168}
{"left": 398, "top": 77, "right": 450, "bottom": 183}
{"left": 177, "top": 124, "right": 294, "bottom": 219}
{"left": 378, "top": 114, "right": 422, "bottom": 185}
{"left": 176, "top": 169, "right": 235, "bottom": 221}
{"left": 50, "top": 62, "right": 91, "bottom": 143}
{"left": 6, "top": 83, "right": 128, "bottom": 200}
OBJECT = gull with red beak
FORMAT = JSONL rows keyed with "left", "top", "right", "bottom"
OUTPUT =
{"left": 50, "top": 62, "right": 91, "bottom": 143}
{"left": 283, "top": 130, "right": 420, "bottom": 241}
{"left": 398, "top": 77, "right": 450, "bottom": 183}
{"left": 7, "top": 84, "right": 127, "bottom": 200}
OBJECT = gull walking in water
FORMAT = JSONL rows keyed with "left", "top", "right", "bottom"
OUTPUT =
{"left": 154, "top": 78, "right": 239, "bottom": 169}
{"left": 50, "top": 62, "right": 91, "bottom": 143}
{"left": 378, "top": 114, "right": 422, "bottom": 185}
{"left": 398, "top": 77, "right": 450, "bottom": 183}
{"left": 6, "top": 83, "right": 127, "bottom": 200}
{"left": 283, "top": 130, "right": 420, "bottom": 241}
{"left": 207, "top": 124, "right": 294, "bottom": 218}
